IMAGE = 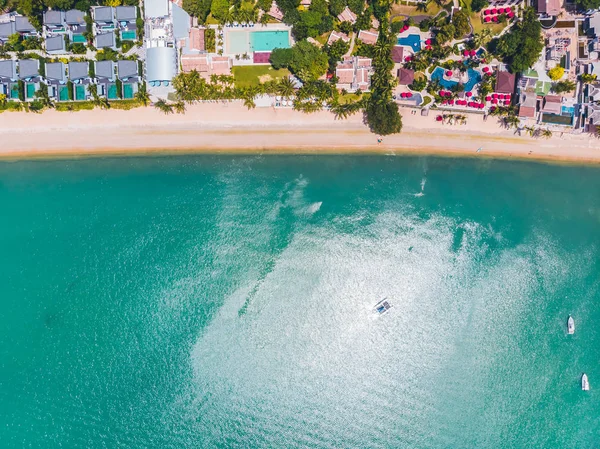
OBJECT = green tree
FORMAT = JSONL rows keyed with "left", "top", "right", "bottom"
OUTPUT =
{"left": 436, "top": 24, "right": 456, "bottom": 45}
{"left": 324, "top": 39, "right": 350, "bottom": 71}
{"left": 552, "top": 80, "right": 576, "bottom": 93}
{"left": 452, "top": 10, "right": 471, "bottom": 39}
{"left": 580, "top": 73, "right": 597, "bottom": 84}
{"left": 548, "top": 66, "right": 564, "bottom": 80}
{"left": 575, "top": 0, "right": 600, "bottom": 10}
{"left": 270, "top": 48, "right": 294, "bottom": 69}
{"left": 288, "top": 41, "right": 328, "bottom": 81}
{"left": 211, "top": 0, "right": 231, "bottom": 22}
{"left": 364, "top": 94, "right": 403, "bottom": 135}
{"left": 471, "top": 0, "right": 489, "bottom": 12}
{"left": 496, "top": 8, "right": 543, "bottom": 73}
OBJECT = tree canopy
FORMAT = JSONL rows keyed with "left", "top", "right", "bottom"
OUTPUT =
{"left": 496, "top": 8, "right": 543, "bottom": 73}
{"left": 270, "top": 41, "right": 327, "bottom": 82}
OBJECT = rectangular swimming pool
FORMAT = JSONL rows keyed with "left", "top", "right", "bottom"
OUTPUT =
{"left": 121, "top": 30, "right": 136, "bottom": 40}
{"left": 72, "top": 34, "right": 86, "bottom": 43}
{"left": 250, "top": 31, "right": 290, "bottom": 52}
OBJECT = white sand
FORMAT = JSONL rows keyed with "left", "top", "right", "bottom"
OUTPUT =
{"left": 1, "top": 102, "right": 599, "bottom": 163}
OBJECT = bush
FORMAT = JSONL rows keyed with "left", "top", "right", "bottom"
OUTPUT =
{"left": 548, "top": 66, "right": 565, "bottom": 81}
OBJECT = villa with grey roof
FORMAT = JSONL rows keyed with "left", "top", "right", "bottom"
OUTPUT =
{"left": 68, "top": 61, "right": 91, "bottom": 101}
{"left": 45, "top": 34, "right": 66, "bottom": 54}
{"left": 93, "top": 7, "right": 115, "bottom": 26}
{"left": 95, "top": 31, "right": 117, "bottom": 49}
{"left": 0, "top": 20, "right": 16, "bottom": 45}
{"left": 115, "top": 6, "right": 138, "bottom": 39}
{"left": 15, "top": 15, "right": 38, "bottom": 37}
{"left": 44, "top": 62, "right": 69, "bottom": 101}
{"left": 43, "top": 10, "right": 66, "bottom": 34}
{"left": 95, "top": 60, "right": 119, "bottom": 99}
{"left": 117, "top": 60, "right": 140, "bottom": 99}
{"left": 18, "top": 59, "right": 41, "bottom": 101}
{"left": 65, "top": 9, "right": 87, "bottom": 44}
{"left": 0, "top": 59, "right": 18, "bottom": 99}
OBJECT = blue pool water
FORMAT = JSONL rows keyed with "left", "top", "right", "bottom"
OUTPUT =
{"left": 431, "top": 67, "right": 482, "bottom": 92}
{"left": 250, "top": 31, "right": 290, "bottom": 52}
{"left": 397, "top": 34, "right": 421, "bottom": 52}
{"left": 562, "top": 106, "right": 575, "bottom": 115}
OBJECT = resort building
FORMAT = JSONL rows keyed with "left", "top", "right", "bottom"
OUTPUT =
{"left": 115, "top": 6, "right": 138, "bottom": 41}
{"left": 117, "top": 60, "right": 140, "bottom": 99}
{"left": 95, "top": 60, "right": 117, "bottom": 99}
{"left": 357, "top": 29, "right": 378, "bottom": 45}
{"left": 66, "top": 9, "right": 87, "bottom": 44}
{"left": 43, "top": 10, "right": 67, "bottom": 34}
{"left": 397, "top": 67, "right": 414, "bottom": 86}
{"left": 44, "top": 62, "right": 68, "bottom": 101}
{"left": 95, "top": 31, "right": 117, "bottom": 50}
{"left": 15, "top": 15, "right": 38, "bottom": 37}
{"left": 335, "top": 57, "right": 372, "bottom": 92}
{"left": 518, "top": 91, "right": 538, "bottom": 119}
{"left": 18, "top": 59, "right": 41, "bottom": 101}
{"left": 268, "top": 2, "right": 284, "bottom": 21}
{"left": 144, "top": 0, "right": 180, "bottom": 88}
{"left": 538, "top": 0, "right": 562, "bottom": 17}
{"left": 45, "top": 34, "right": 66, "bottom": 54}
{"left": 337, "top": 7, "right": 357, "bottom": 24}
{"left": 327, "top": 31, "right": 350, "bottom": 46}
{"left": 0, "top": 59, "right": 17, "bottom": 99}
{"left": 68, "top": 61, "right": 91, "bottom": 101}
{"left": 93, "top": 7, "right": 115, "bottom": 27}
{"left": 495, "top": 69, "right": 516, "bottom": 95}
{"left": 0, "top": 20, "right": 16, "bottom": 45}
{"left": 391, "top": 46, "right": 404, "bottom": 63}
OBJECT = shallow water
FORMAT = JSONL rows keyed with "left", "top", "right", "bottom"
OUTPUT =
{"left": 1, "top": 155, "right": 599, "bottom": 448}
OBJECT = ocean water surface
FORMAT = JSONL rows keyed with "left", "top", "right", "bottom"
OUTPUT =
{"left": 1, "top": 155, "right": 599, "bottom": 448}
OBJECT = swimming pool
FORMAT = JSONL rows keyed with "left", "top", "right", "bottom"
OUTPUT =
{"left": 121, "top": 30, "right": 136, "bottom": 40}
{"left": 430, "top": 67, "right": 482, "bottom": 92}
{"left": 397, "top": 34, "right": 421, "bottom": 52}
{"left": 26, "top": 83, "right": 36, "bottom": 99}
{"left": 250, "top": 31, "right": 290, "bottom": 52}
{"left": 562, "top": 105, "right": 575, "bottom": 115}
{"left": 72, "top": 34, "right": 86, "bottom": 43}
{"left": 227, "top": 30, "right": 290, "bottom": 54}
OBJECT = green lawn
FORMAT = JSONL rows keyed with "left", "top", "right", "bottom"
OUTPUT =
{"left": 391, "top": 2, "right": 444, "bottom": 18}
{"left": 232, "top": 65, "right": 290, "bottom": 88}
{"left": 471, "top": 13, "right": 508, "bottom": 34}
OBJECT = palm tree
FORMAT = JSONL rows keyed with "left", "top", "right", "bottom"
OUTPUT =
{"left": 416, "top": 2, "right": 428, "bottom": 12}
{"left": 154, "top": 98, "right": 174, "bottom": 114}
{"left": 473, "top": 29, "right": 493, "bottom": 48}
{"left": 277, "top": 77, "right": 295, "bottom": 98}
{"left": 524, "top": 125, "right": 536, "bottom": 137}
{"left": 502, "top": 115, "right": 520, "bottom": 129}
{"left": 242, "top": 96, "right": 256, "bottom": 109}
{"left": 135, "top": 82, "right": 150, "bottom": 106}
{"left": 173, "top": 100, "right": 186, "bottom": 114}
{"left": 540, "top": 128, "right": 553, "bottom": 139}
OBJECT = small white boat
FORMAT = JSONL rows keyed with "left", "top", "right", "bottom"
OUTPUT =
{"left": 567, "top": 315, "right": 575, "bottom": 334}
{"left": 373, "top": 298, "right": 392, "bottom": 315}
{"left": 582, "top": 374, "right": 589, "bottom": 391}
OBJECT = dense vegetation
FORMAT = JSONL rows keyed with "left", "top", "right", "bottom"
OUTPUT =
{"left": 492, "top": 8, "right": 543, "bottom": 73}
{"left": 575, "top": 0, "right": 600, "bottom": 11}
{"left": 270, "top": 40, "right": 328, "bottom": 82}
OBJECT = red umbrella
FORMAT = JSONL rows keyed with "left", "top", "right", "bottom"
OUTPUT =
{"left": 466, "top": 91, "right": 473, "bottom": 97}
{"left": 483, "top": 66, "right": 489, "bottom": 72}
{"left": 492, "top": 93, "right": 498, "bottom": 99}
{"left": 426, "top": 45, "right": 432, "bottom": 50}
{"left": 485, "top": 96, "right": 491, "bottom": 101}
{"left": 463, "top": 50, "right": 469, "bottom": 56}
{"left": 492, "top": 99, "right": 498, "bottom": 104}
{"left": 425, "top": 39, "right": 432, "bottom": 45}
{"left": 470, "top": 50, "right": 477, "bottom": 56}
{"left": 407, "top": 92, "right": 413, "bottom": 98}
{"left": 492, "top": 16, "right": 498, "bottom": 22}
{"left": 490, "top": 106, "right": 496, "bottom": 112}
{"left": 439, "top": 90, "right": 445, "bottom": 96}
{"left": 479, "top": 103, "right": 485, "bottom": 109}
{"left": 436, "top": 115, "right": 443, "bottom": 122}
{"left": 403, "top": 25, "right": 409, "bottom": 31}
{"left": 497, "top": 7, "right": 504, "bottom": 13}
{"left": 446, "top": 70, "right": 453, "bottom": 77}
{"left": 400, "top": 92, "right": 406, "bottom": 98}
{"left": 508, "top": 12, "right": 514, "bottom": 18}
{"left": 468, "top": 101, "right": 474, "bottom": 107}
{"left": 499, "top": 94, "right": 505, "bottom": 99}
{"left": 484, "top": 9, "right": 490, "bottom": 15}
{"left": 491, "top": 8, "right": 497, "bottom": 13}
{"left": 442, "top": 100, "right": 448, "bottom": 105}
{"left": 484, "top": 16, "right": 491, "bottom": 22}
{"left": 449, "top": 99, "right": 455, "bottom": 105}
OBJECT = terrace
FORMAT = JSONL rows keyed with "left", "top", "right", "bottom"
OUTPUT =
{"left": 45, "top": 62, "right": 68, "bottom": 101}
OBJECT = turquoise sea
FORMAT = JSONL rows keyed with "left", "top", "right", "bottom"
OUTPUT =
{"left": 1, "top": 156, "right": 599, "bottom": 448}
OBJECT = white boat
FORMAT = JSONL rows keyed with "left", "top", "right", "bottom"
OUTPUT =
{"left": 567, "top": 315, "right": 575, "bottom": 334}
{"left": 373, "top": 298, "right": 392, "bottom": 315}
{"left": 582, "top": 374, "right": 589, "bottom": 391}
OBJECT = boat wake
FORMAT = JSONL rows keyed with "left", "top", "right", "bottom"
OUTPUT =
{"left": 414, "top": 177, "right": 427, "bottom": 197}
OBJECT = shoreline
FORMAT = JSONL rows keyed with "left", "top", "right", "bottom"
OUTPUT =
{"left": 1, "top": 102, "right": 599, "bottom": 165}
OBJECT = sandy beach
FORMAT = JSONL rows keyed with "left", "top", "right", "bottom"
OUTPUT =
{"left": 1, "top": 102, "right": 599, "bottom": 163}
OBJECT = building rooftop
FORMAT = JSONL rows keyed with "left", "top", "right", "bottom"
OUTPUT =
{"left": 495, "top": 70, "right": 516, "bottom": 93}
{"left": 357, "top": 29, "right": 378, "bottom": 45}
{"left": 115, "top": 6, "right": 137, "bottom": 22}
{"left": 538, "top": 0, "right": 562, "bottom": 16}
{"left": 337, "top": 6, "right": 357, "bottom": 24}
{"left": 268, "top": 2, "right": 284, "bottom": 21}
{"left": 145, "top": 0, "right": 169, "bottom": 19}
{"left": 45, "top": 62, "right": 66, "bottom": 82}
{"left": 327, "top": 31, "right": 350, "bottom": 46}
{"left": 43, "top": 10, "right": 65, "bottom": 26}
{"left": 0, "top": 21, "right": 16, "bottom": 39}
{"left": 518, "top": 106, "right": 536, "bottom": 118}
{"left": 18, "top": 59, "right": 40, "bottom": 79}
{"left": 172, "top": 3, "right": 191, "bottom": 39}
{"left": 0, "top": 59, "right": 17, "bottom": 80}
{"left": 397, "top": 68, "right": 415, "bottom": 85}
{"left": 181, "top": 54, "right": 209, "bottom": 73}
{"left": 94, "top": 6, "right": 114, "bottom": 23}
{"left": 95, "top": 31, "right": 116, "bottom": 48}
{"left": 15, "top": 16, "right": 36, "bottom": 33}
{"left": 391, "top": 46, "right": 404, "bottom": 63}
{"left": 146, "top": 46, "right": 177, "bottom": 81}
{"left": 542, "top": 94, "right": 562, "bottom": 114}
{"left": 117, "top": 60, "right": 139, "bottom": 80}
{"left": 66, "top": 9, "right": 86, "bottom": 25}
{"left": 68, "top": 61, "right": 89, "bottom": 80}
{"left": 95, "top": 60, "right": 115, "bottom": 80}
{"left": 46, "top": 35, "right": 66, "bottom": 52}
